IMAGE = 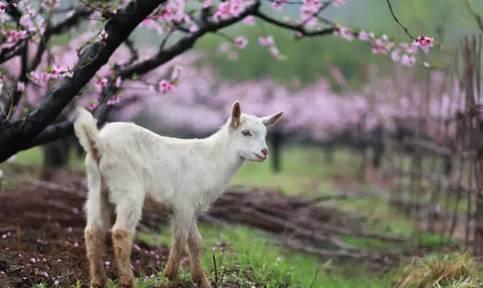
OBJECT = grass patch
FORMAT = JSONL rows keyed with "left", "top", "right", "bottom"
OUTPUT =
{"left": 395, "top": 252, "right": 481, "bottom": 288}
{"left": 230, "top": 146, "right": 361, "bottom": 195}
{"left": 138, "top": 225, "right": 390, "bottom": 288}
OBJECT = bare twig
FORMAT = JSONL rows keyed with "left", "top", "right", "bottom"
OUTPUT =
{"left": 464, "top": 0, "right": 483, "bottom": 32}
{"left": 385, "top": 0, "right": 414, "bottom": 39}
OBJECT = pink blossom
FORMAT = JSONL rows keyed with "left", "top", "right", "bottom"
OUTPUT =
{"left": 272, "top": 0, "right": 286, "bottom": 10}
{"left": 98, "top": 30, "right": 108, "bottom": 41}
{"left": 412, "top": 35, "right": 433, "bottom": 53}
{"left": 242, "top": 16, "right": 256, "bottom": 26}
{"left": 333, "top": 0, "right": 345, "bottom": 6}
{"left": 234, "top": 36, "right": 248, "bottom": 49}
{"left": 0, "top": 3, "right": 8, "bottom": 14}
{"left": 390, "top": 49, "right": 401, "bottom": 62}
{"left": 213, "top": 0, "right": 244, "bottom": 21}
{"left": 17, "top": 82, "right": 25, "bottom": 92}
{"left": 87, "top": 98, "right": 99, "bottom": 111}
{"left": 334, "top": 26, "right": 353, "bottom": 41}
{"left": 358, "top": 30, "right": 370, "bottom": 41}
{"left": 159, "top": 79, "right": 175, "bottom": 93}
{"left": 270, "top": 46, "right": 284, "bottom": 60}
{"left": 400, "top": 54, "right": 416, "bottom": 66}
{"left": 96, "top": 77, "right": 109, "bottom": 89}
{"left": 107, "top": 95, "right": 121, "bottom": 106}
{"left": 29, "top": 71, "right": 49, "bottom": 84}
{"left": 141, "top": 18, "right": 164, "bottom": 33}
{"left": 371, "top": 38, "right": 388, "bottom": 55}
{"left": 49, "top": 65, "right": 73, "bottom": 79}
{"left": 5, "top": 30, "right": 28, "bottom": 43}
{"left": 189, "top": 24, "right": 199, "bottom": 33}
{"left": 202, "top": 0, "right": 213, "bottom": 8}
{"left": 300, "top": 0, "right": 321, "bottom": 26}
{"left": 400, "top": 42, "right": 418, "bottom": 54}
{"left": 258, "top": 36, "right": 274, "bottom": 47}
{"left": 213, "top": 2, "right": 230, "bottom": 20}
{"left": 157, "top": 0, "right": 186, "bottom": 23}
{"left": 115, "top": 77, "right": 123, "bottom": 87}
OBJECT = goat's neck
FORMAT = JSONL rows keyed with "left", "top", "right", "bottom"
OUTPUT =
{"left": 204, "top": 125, "right": 244, "bottom": 183}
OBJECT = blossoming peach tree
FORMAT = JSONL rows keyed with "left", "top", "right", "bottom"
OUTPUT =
{"left": 0, "top": 0, "right": 433, "bottom": 162}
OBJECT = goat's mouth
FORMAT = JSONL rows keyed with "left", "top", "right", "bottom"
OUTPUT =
{"left": 253, "top": 153, "right": 267, "bottom": 161}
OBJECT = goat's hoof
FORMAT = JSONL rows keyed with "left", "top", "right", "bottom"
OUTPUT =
{"left": 166, "top": 277, "right": 181, "bottom": 288}
{"left": 118, "top": 278, "right": 136, "bottom": 288}
{"left": 90, "top": 278, "right": 107, "bottom": 288}
{"left": 164, "top": 269, "right": 178, "bottom": 281}
{"left": 194, "top": 276, "right": 211, "bottom": 288}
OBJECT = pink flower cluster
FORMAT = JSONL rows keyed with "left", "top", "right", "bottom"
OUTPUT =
{"left": 4, "top": 30, "right": 28, "bottom": 43}
{"left": 334, "top": 27, "right": 433, "bottom": 67}
{"left": 258, "top": 36, "right": 284, "bottom": 60}
{"left": 159, "top": 79, "right": 175, "bottom": 93}
{"left": 18, "top": 1, "right": 46, "bottom": 35}
{"left": 143, "top": 0, "right": 199, "bottom": 34}
{"left": 213, "top": 0, "right": 245, "bottom": 21}
{"left": 300, "top": 0, "right": 321, "bottom": 27}
{"left": 234, "top": 36, "right": 248, "bottom": 49}
{"left": 29, "top": 65, "right": 73, "bottom": 85}
{"left": 412, "top": 35, "right": 433, "bottom": 53}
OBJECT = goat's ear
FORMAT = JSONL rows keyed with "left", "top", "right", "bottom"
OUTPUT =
{"left": 262, "top": 111, "right": 283, "bottom": 127}
{"left": 231, "top": 101, "right": 241, "bottom": 128}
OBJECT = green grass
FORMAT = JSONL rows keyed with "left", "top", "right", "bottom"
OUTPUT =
{"left": 8, "top": 147, "right": 84, "bottom": 169}
{"left": 138, "top": 224, "right": 391, "bottom": 288}
{"left": 230, "top": 146, "right": 361, "bottom": 195}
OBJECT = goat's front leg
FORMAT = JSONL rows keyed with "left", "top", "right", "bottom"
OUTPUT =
{"left": 164, "top": 217, "right": 187, "bottom": 285}
{"left": 187, "top": 223, "right": 211, "bottom": 288}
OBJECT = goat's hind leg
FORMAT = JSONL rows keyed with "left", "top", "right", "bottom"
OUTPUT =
{"left": 111, "top": 197, "right": 143, "bottom": 288}
{"left": 84, "top": 163, "right": 112, "bottom": 288}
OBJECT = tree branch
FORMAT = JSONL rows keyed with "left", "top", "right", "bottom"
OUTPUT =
{"left": 254, "top": 10, "right": 336, "bottom": 37}
{"left": 0, "top": 0, "right": 166, "bottom": 161}
{"left": 29, "top": 8, "right": 93, "bottom": 72}
{"left": 464, "top": 0, "right": 483, "bottom": 32}
{"left": 120, "top": 2, "right": 260, "bottom": 79}
{"left": 385, "top": 0, "right": 413, "bottom": 39}
{"left": 7, "top": 0, "right": 340, "bottom": 155}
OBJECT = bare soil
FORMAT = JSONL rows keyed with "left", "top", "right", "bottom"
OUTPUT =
{"left": 0, "top": 168, "right": 170, "bottom": 288}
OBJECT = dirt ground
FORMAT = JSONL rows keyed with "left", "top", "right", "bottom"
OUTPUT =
{"left": 0, "top": 168, "right": 173, "bottom": 288}
{"left": 0, "top": 165, "right": 434, "bottom": 287}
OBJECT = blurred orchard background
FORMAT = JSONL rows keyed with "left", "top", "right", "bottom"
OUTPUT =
{"left": 1, "top": 0, "right": 483, "bottom": 287}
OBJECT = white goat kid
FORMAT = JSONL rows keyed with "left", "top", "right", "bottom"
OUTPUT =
{"left": 74, "top": 102, "right": 283, "bottom": 288}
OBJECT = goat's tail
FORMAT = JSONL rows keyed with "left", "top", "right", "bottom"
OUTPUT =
{"left": 74, "top": 108, "right": 102, "bottom": 164}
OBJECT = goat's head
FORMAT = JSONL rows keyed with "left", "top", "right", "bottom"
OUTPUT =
{"left": 227, "top": 101, "right": 283, "bottom": 162}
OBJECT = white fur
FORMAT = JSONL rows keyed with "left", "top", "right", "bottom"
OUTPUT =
{"left": 75, "top": 102, "right": 283, "bottom": 234}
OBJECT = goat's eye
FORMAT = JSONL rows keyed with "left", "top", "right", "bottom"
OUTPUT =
{"left": 241, "top": 130, "right": 252, "bottom": 137}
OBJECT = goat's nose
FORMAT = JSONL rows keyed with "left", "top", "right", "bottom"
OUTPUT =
{"left": 261, "top": 148, "right": 268, "bottom": 156}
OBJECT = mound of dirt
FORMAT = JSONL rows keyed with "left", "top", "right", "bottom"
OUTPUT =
{"left": 0, "top": 170, "right": 170, "bottom": 288}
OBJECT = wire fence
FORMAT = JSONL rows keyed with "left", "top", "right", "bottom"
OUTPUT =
{"left": 381, "top": 35, "right": 483, "bottom": 253}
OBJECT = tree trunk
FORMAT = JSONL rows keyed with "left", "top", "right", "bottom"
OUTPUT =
{"left": 371, "top": 126, "right": 384, "bottom": 169}
{"left": 43, "top": 139, "right": 71, "bottom": 168}
{"left": 269, "top": 131, "right": 283, "bottom": 173}
{"left": 40, "top": 137, "right": 72, "bottom": 180}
